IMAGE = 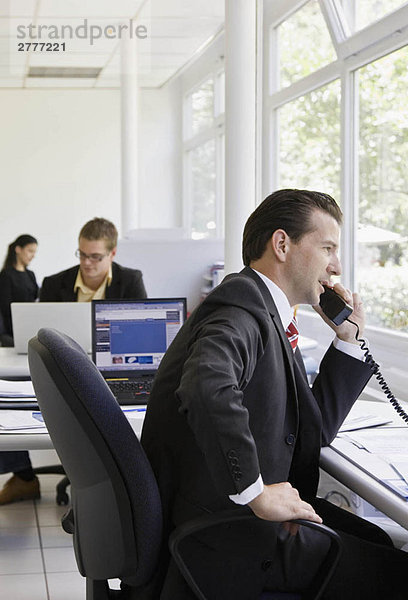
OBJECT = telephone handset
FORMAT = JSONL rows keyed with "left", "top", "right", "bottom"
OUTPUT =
{"left": 319, "top": 285, "right": 353, "bottom": 326}
{"left": 319, "top": 285, "right": 408, "bottom": 424}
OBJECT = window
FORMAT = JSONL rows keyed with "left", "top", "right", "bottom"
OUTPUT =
{"left": 278, "top": 0, "right": 336, "bottom": 89}
{"left": 338, "top": 0, "right": 408, "bottom": 34}
{"left": 279, "top": 80, "right": 341, "bottom": 198}
{"left": 190, "top": 140, "right": 216, "bottom": 240}
{"left": 190, "top": 78, "right": 214, "bottom": 137}
{"left": 266, "top": 0, "right": 408, "bottom": 400}
{"left": 184, "top": 70, "right": 225, "bottom": 239}
{"left": 357, "top": 48, "right": 408, "bottom": 331}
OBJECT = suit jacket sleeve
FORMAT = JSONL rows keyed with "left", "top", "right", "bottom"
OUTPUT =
{"left": 311, "top": 343, "right": 373, "bottom": 446}
{"left": 175, "top": 304, "right": 265, "bottom": 496}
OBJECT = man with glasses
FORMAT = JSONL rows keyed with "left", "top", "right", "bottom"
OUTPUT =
{"left": 40, "top": 217, "right": 147, "bottom": 302}
{"left": 0, "top": 219, "right": 147, "bottom": 505}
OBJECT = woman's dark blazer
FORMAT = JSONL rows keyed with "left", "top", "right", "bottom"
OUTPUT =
{"left": 0, "top": 267, "right": 38, "bottom": 335}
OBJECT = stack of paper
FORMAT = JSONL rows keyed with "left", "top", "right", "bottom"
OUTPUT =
{"left": 0, "top": 379, "right": 35, "bottom": 398}
{"left": 337, "top": 430, "right": 408, "bottom": 498}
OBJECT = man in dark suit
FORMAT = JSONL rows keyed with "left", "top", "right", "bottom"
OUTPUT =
{"left": 141, "top": 189, "right": 408, "bottom": 599}
{"left": 40, "top": 217, "right": 146, "bottom": 302}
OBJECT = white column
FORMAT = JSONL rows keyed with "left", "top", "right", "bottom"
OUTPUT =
{"left": 224, "top": 0, "right": 258, "bottom": 274}
{"left": 120, "top": 26, "right": 139, "bottom": 235}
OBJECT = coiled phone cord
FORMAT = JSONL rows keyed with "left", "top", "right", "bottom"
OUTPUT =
{"left": 346, "top": 317, "right": 408, "bottom": 424}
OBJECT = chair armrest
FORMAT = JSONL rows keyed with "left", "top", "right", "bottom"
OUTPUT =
{"left": 169, "top": 509, "right": 342, "bottom": 600}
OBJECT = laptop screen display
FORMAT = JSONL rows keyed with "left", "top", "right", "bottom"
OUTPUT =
{"left": 92, "top": 298, "right": 186, "bottom": 375}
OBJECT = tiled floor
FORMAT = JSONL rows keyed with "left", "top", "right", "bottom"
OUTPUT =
{"left": 0, "top": 471, "right": 86, "bottom": 600}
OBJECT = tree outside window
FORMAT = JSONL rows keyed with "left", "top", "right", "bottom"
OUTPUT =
{"left": 357, "top": 47, "right": 408, "bottom": 331}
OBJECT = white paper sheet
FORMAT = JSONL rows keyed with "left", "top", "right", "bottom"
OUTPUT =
{"left": 0, "top": 379, "right": 35, "bottom": 397}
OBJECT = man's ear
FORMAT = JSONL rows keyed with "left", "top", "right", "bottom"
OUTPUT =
{"left": 270, "top": 229, "right": 290, "bottom": 262}
{"left": 110, "top": 246, "right": 117, "bottom": 260}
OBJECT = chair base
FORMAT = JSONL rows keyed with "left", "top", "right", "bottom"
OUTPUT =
{"left": 33, "top": 465, "right": 70, "bottom": 505}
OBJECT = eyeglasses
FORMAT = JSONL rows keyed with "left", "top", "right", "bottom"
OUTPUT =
{"left": 75, "top": 249, "right": 109, "bottom": 263}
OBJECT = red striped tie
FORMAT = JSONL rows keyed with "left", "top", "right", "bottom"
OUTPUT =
{"left": 285, "top": 317, "right": 299, "bottom": 352}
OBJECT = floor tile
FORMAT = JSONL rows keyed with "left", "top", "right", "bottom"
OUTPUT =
{"left": 36, "top": 474, "right": 69, "bottom": 498}
{"left": 46, "top": 571, "right": 85, "bottom": 600}
{"left": 36, "top": 506, "right": 67, "bottom": 527}
{"left": 0, "top": 547, "right": 44, "bottom": 575}
{"left": 0, "top": 572, "right": 48, "bottom": 600}
{"left": 43, "top": 546, "right": 78, "bottom": 573}
{"left": 0, "top": 505, "right": 37, "bottom": 527}
{"left": 0, "top": 526, "right": 40, "bottom": 551}
{"left": 40, "top": 526, "right": 73, "bottom": 549}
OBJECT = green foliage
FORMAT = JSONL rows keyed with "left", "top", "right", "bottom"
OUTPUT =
{"left": 278, "top": 17, "right": 408, "bottom": 332}
{"left": 279, "top": 0, "right": 336, "bottom": 88}
{"left": 279, "top": 80, "right": 341, "bottom": 203}
{"left": 359, "top": 264, "right": 408, "bottom": 332}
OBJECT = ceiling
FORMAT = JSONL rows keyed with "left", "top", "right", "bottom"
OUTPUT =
{"left": 0, "top": 0, "right": 224, "bottom": 89}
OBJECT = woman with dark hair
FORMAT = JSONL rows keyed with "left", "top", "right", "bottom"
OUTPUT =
{"left": 0, "top": 234, "right": 39, "bottom": 341}
{"left": 0, "top": 234, "right": 40, "bottom": 505}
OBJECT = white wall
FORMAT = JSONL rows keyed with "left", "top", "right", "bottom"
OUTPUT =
{"left": 117, "top": 236, "right": 224, "bottom": 311}
{"left": 138, "top": 79, "right": 183, "bottom": 229}
{"left": 0, "top": 84, "right": 184, "bottom": 288}
{"left": 0, "top": 89, "right": 121, "bottom": 285}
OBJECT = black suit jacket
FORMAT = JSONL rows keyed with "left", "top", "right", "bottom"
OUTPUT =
{"left": 142, "top": 267, "right": 371, "bottom": 524}
{"left": 39, "top": 261, "right": 147, "bottom": 302}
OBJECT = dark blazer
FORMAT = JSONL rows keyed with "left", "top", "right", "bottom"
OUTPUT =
{"left": 39, "top": 261, "right": 147, "bottom": 302}
{"left": 0, "top": 267, "right": 38, "bottom": 336}
{"left": 141, "top": 267, "right": 372, "bottom": 596}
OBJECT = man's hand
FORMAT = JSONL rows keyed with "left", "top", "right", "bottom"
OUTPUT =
{"left": 248, "top": 482, "right": 322, "bottom": 528}
{"left": 313, "top": 283, "right": 365, "bottom": 343}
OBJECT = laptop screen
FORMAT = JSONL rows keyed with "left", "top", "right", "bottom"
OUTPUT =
{"left": 92, "top": 298, "right": 187, "bottom": 376}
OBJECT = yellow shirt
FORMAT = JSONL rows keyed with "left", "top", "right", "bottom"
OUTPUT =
{"left": 74, "top": 266, "right": 113, "bottom": 302}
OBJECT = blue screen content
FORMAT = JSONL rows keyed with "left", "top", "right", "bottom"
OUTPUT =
{"left": 110, "top": 320, "right": 167, "bottom": 354}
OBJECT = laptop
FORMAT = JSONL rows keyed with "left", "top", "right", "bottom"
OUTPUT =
{"left": 11, "top": 302, "right": 92, "bottom": 354}
{"left": 92, "top": 297, "right": 187, "bottom": 404}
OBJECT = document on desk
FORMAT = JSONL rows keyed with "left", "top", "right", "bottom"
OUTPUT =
{"left": 0, "top": 379, "right": 35, "bottom": 398}
{"left": 339, "top": 401, "right": 394, "bottom": 432}
{"left": 0, "top": 410, "right": 46, "bottom": 430}
{"left": 335, "top": 432, "right": 408, "bottom": 499}
{"left": 343, "top": 429, "right": 408, "bottom": 456}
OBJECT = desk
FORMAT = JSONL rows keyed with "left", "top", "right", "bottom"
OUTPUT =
{"left": 0, "top": 347, "right": 30, "bottom": 378}
{"left": 2, "top": 386, "right": 407, "bottom": 530}
{"left": 0, "top": 407, "right": 146, "bottom": 451}
{"left": 321, "top": 443, "right": 408, "bottom": 530}
{"left": 320, "top": 400, "right": 408, "bottom": 530}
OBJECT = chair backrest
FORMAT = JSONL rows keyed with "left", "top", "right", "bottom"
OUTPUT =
{"left": 28, "top": 328, "right": 163, "bottom": 587}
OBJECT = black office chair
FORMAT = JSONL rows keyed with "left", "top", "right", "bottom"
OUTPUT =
{"left": 28, "top": 328, "right": 342, "bottom": 600}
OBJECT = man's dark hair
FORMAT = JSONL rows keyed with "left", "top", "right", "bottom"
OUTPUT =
{"left": 79, "top": 217, "right": 118, "bottom": 251}
{"left": 242, "top": 189, "right": 343, "bottom": 266}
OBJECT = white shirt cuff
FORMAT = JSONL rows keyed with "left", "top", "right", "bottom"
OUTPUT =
{"left": 229, "top": 474, "right": 264, "bottom": 505}
{"left": 333, "top": 336, "right": 366, "bottom": 362}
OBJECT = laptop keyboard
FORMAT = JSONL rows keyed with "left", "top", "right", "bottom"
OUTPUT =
{"left": 107, "top": 378, "right": 153, "bottom": 404}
